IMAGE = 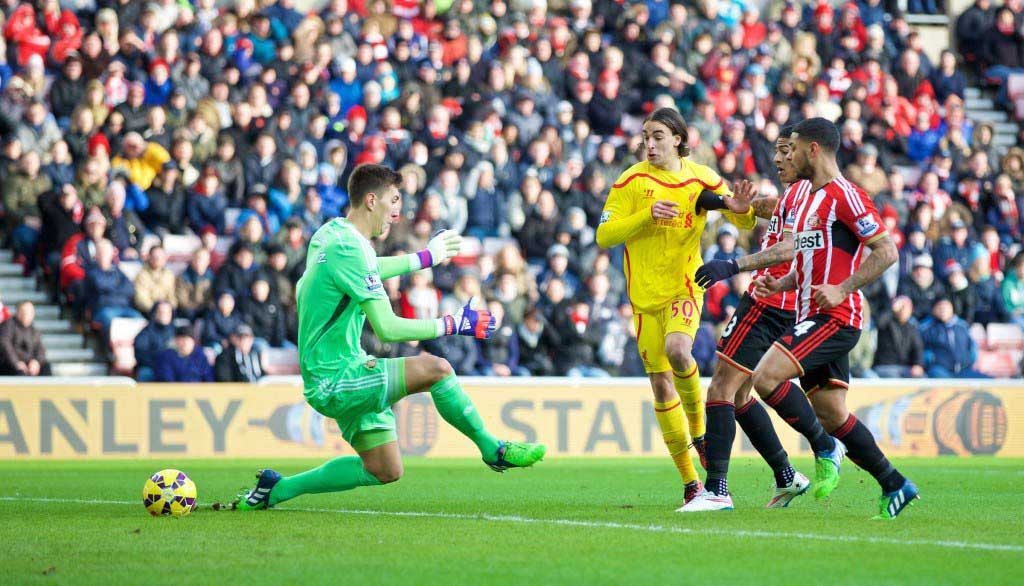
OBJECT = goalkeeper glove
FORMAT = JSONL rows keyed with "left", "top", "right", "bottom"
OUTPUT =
{"left": 440, "top": 298, "right": 497, "bottom": 340}
{"left": 694, "top": 259, "right": 739, "bottom": 288}
{"left": 417, "top": 230, "right": 463, "bottom": 268}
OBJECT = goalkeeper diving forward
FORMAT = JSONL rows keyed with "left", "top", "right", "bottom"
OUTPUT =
{"left": 232, "top": 164, "right": 546, "bottom": 510}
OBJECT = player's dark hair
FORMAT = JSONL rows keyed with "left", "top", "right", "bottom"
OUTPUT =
{"left": 643, "top": 107, "right": 690, "bottom": 157}
{"left": 348, "top": 164, "right": 403, "bottom": 208}
{"left": 778, "top": 124, "right": 796, "bottom": 139}
{"left": 792, "top": 117, "right": 840, "bottom": 153}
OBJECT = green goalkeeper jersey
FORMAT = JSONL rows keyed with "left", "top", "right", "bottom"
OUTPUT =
{"left": 296, "top": 218, "right": 387, "bottom": 384}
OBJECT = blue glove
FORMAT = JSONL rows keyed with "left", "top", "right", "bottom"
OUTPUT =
{"left": 695, "top": 259, "right": 739, "bottom": 288}
{"left": 442, "top": 298, "right": 497, "bottom": 340}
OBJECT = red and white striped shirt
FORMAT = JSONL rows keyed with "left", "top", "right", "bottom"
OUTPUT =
{"left": 749, "top": 179, "right": 811, "bottom": 312}
{"left": 791, "top": 176, "right": 887, "bottom": 329}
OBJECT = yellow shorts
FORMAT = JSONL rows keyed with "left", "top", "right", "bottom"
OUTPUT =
{"left": 633, "top": 297, "right": 703, "bottom": 373}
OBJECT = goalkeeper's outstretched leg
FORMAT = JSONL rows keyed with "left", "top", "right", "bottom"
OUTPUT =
{"left": 232, "top": 355, "right": 545, "bottom": 510}
{"left": 401, "top": 355, "right": 547, "bottom": 470}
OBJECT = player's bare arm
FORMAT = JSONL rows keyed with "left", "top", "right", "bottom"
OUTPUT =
{"left": 737, "top": 234, "right": 794, "bottom": 272}
{"left": 813, "top": 233, "right": 898, "bottom": 310}
{"left": 751, "top": 196, "right": 781, "bottom": 220}
{"left": 694, "top": 233, "right": 794, "bottom": 288}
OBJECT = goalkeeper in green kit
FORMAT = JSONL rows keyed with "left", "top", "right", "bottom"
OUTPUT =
{"left": 233, "top": 164, "right": 546, "bottom": 511}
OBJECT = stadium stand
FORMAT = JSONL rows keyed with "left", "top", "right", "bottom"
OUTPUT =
{"left": 0, "top": 0, "right": 1022, "bottom": 380}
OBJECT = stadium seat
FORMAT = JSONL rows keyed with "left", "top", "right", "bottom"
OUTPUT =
{"left": 459, "top": 236, "right": 482, "bottom": 256}
{"left": 895, "top": 165, "right": 922, "bottom": 188}
{"left": 482, "top": 237, "right": 518, "bottom": 257}
{"left": 1007, "top": 73, "right": 1024, "bottom": 101}
{"left": 210, "top": 236, "right": 235, "bottom": 271}
{"left": 109, "top": 317, "right": 148, "bottom": 375}
{"left": 224, "top": 208, "right": 242, "bottom": 234}
{"left": 975, "top": 349, "right": 1023, "bottom": 378}
{"left": 166, "top": 260, "right": 189, "bottom": 275}
{"left": 262, "top": 347, "right": 300, "bottom": 375}
{"left": 451, "top": 236, "right": 482, "bottom": 267}
{"left": 139, "top": 234, "right": 163, "bottom": 257}
{"left": 162, "top": 234, "right": 202, "bottom": 264}
{"left": 969, "top": 322, "right": 988, "bottom": 350}
{"left": 117, "top": 261, "right": 143, "bottom": 282}
{"left": 986, "top": 323, "right": 1024, "bottom": 350}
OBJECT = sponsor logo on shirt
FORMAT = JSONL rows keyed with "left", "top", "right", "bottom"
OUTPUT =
{"left": 795, "top": 230, "right": 825, "bottom": 251}
{"left": 654, "top": 217, "right": 687, "bottom": 228}
{"left": 364, "top": 274, "right": 383, "bottom": 293}
{"left": 768, "top": 216, "right": 780, "bottom": 233}
{"left": 856, "top": 215, "right": 881, "bottom": 238}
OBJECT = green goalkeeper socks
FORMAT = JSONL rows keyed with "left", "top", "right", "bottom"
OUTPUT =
{"left": 269, "top": 456, "right": 381, "bottom": 506}
{"left": 430, "top": 374, "right": 501, "bottom": 460}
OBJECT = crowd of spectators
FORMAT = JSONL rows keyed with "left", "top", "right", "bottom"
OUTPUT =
{"left": 0, "top": 0, "right": 1023, "bottom": 380}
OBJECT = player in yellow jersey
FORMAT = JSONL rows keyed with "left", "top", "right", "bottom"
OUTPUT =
{"left": 596, "top": 108, "right": 756, "bottom": 507}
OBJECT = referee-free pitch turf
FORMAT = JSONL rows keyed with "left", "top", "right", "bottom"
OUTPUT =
{"left": 1, "top": 458, "right": 1021, "bottom": 585}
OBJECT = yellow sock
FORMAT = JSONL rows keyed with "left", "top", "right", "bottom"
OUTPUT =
{"left": 673, "top": 363, "right": 705, "bottom": 439}
{"left": 654, "top": 400, "right": 698, "bottom": 485}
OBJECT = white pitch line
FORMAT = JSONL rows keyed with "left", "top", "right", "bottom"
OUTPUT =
{"left": 2, "top": 496, "right": 1021, "bottom": 553}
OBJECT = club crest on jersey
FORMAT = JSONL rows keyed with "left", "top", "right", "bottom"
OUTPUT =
{"left": 806, "top": 214, "right": 822, "bottom": 229}
{"left": 795, "top": 230, "right": 825, "bottom": 251}
{"left": 856, "top": 215, "right": 881, "bottom": 238}
{"left": 364, "top": 274, "right": 383, "bottom": 292}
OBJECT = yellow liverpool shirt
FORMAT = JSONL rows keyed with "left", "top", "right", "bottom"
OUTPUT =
{"left": 596, "top": 157, "right": 755, "bottom": 312}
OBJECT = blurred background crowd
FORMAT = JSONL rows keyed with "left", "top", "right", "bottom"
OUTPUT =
{"left": 1, "top": 0, "right": 1023, "bottom": 381}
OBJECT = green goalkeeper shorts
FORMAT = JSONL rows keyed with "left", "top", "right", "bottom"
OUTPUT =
{"left": 303, "top": 357, "right": 406, "bottom": 452}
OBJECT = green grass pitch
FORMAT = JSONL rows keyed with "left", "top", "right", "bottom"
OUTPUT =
{"left": 1, "top": 457, "right": 1022, "bottom": 585}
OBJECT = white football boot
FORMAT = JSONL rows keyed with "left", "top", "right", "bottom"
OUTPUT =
{"left": 765, "top": 471, "right": 811, "bottom": 509}
{"left": 676, "top": 488, "right": 734, "bottom": 512}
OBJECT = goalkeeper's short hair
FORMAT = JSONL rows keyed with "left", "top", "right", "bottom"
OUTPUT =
{"left": 348, "top": 164, "right": 403, "bottom": 208}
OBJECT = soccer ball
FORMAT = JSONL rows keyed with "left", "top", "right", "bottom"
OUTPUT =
{"left": 142, "top": 469, "right": 198, "bottom": 517}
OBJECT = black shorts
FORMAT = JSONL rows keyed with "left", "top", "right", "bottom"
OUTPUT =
{"left": 773, "top": 313, "right": 861, "bottom": 392}
{"left": 716, "top": 293, "right": 795, "bottom": 373}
